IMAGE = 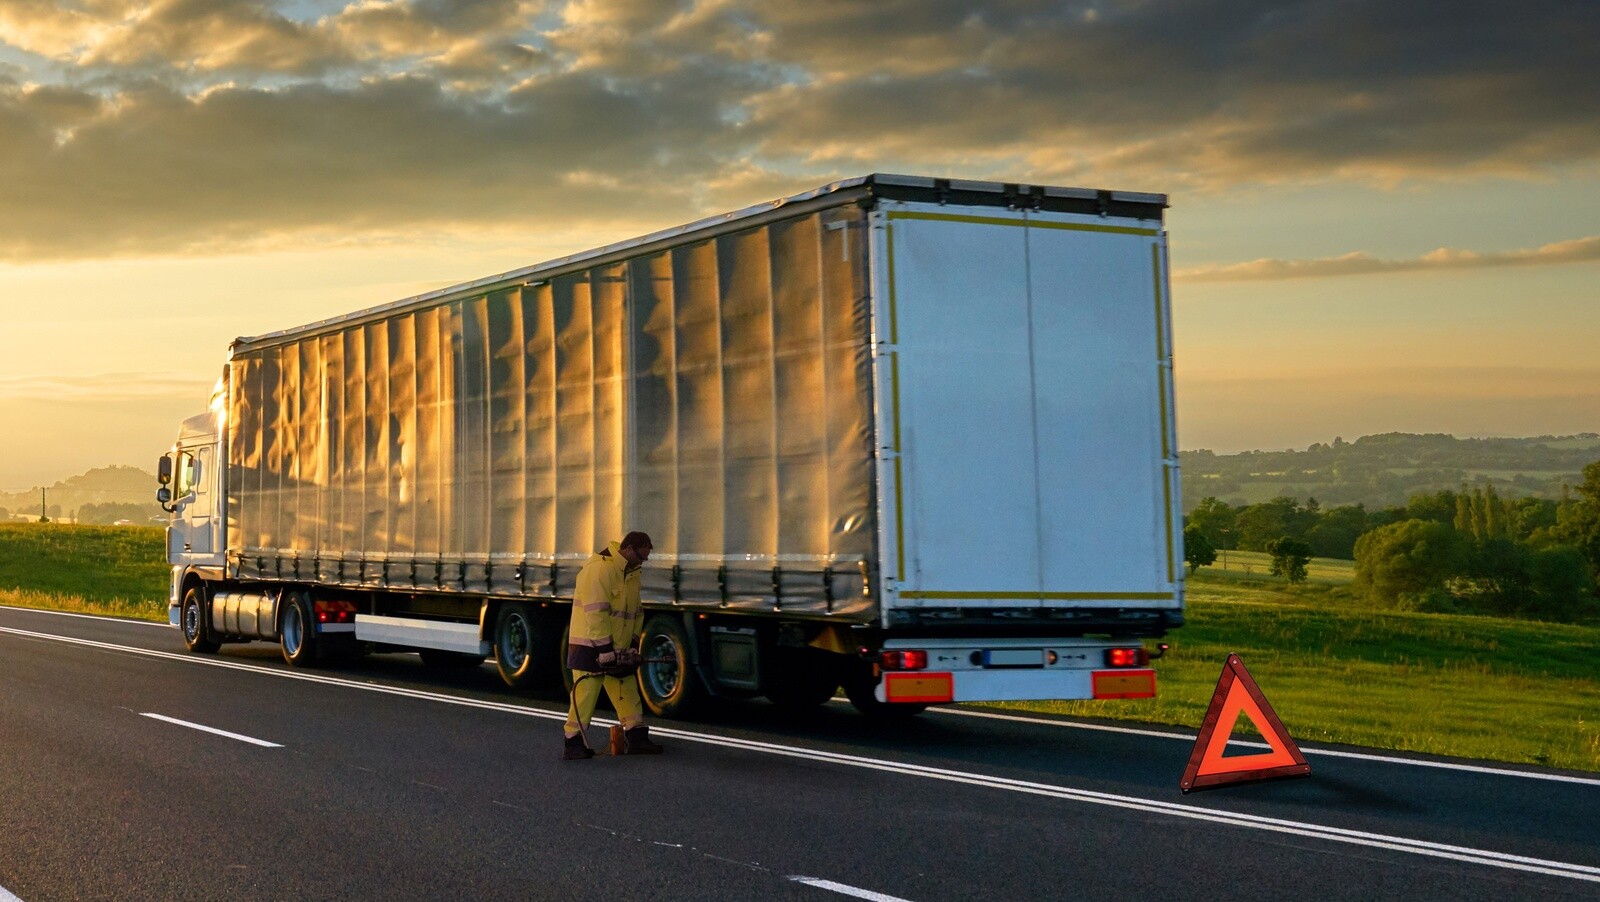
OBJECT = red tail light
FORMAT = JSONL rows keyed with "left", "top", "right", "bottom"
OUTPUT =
{"left": 1105, "top": 647, "right": 1149, "bottom": 668}
{"left": 880, "top": 649, "right": 928, "bottom": 671}
{"left": 312, "top": 599, "right": 357, "bottom": 624}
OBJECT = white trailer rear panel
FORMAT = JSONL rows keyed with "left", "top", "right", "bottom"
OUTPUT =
{"left": 871, "top": 201, "right": 1181, "bottom": 630}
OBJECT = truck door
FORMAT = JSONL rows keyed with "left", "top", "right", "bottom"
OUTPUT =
{"left": 171, "top": 444, "right": 219, "bottom": 559}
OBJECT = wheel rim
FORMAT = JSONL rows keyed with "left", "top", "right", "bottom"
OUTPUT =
{"left": 499, "top": 612, "right": 529, "bottom": 671}
{"left": 643, "top": 633, "right": 681, "bottom": 701}
{"left": 183, "top": 599, "right": 200, "bottom": 642}
{"left": 283, "top": 603, "right": 304, "bottom": 656}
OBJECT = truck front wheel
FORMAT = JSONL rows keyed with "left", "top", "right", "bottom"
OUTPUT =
{"left": 180, "top": 586, "right": 219, "bottom": 654}
{"left": 279, "top": 591, "right": 319, "bottom": 668}
{"left": 638, "top": 615, "right": 705, "bottom": 719}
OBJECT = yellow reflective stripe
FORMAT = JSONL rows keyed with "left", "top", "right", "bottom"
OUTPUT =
{"left": 1153, "top": 241, "right": 1175, "bottom": 584}
{"left": 887, "top": 210, "right": 1159, "bottom": 237}
{"left": 885, "top": 220, "right": 899, "bottom": 344}
{"left": 894, "top": 457, "right": 906, "bottom": 582}
{"left": 890, "top": 352, "right": 902, "bottom": 452}
{"left": 898, "top": 591, "right": 1175, "bottom": 601}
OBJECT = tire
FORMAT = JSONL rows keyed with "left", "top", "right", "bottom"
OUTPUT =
{"left": 179, "top": 586, "right": 220, "bottom": 654}
{"left": 844, "top": 668, "right": 927, "bottom": 721}
{"left": 420, "top": 649, "right": 488, "bottom": 669}
{"left": 494, "top": 603, "right": 558, "bottom": 690}
{"left": 638, "top": 614, "right": 706, "bottom": 719}
{"left": 764, "top": 648, "right": 840, "bottom": 710}
{"left": 279, "top": 590, "right": 319, "bottom": 668}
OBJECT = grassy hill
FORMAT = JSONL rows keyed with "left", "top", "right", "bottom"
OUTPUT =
{"left": 0, "top": 466, "right": 163, "bottom": 523}
{"left": 2, "top": 524, "right": 1595, "bottom": 772}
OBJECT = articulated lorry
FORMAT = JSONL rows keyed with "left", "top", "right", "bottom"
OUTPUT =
{"left": 158, "top": 173, "right": 1183, "bottom": 719}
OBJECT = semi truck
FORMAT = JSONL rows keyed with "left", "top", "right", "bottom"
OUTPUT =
{"left": 157, "top": 173, "right": 1183, "bottom": 719}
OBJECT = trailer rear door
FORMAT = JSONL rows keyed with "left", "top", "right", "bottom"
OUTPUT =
{"left": 873, "top": 202, "right": 1180, "bottom": 618}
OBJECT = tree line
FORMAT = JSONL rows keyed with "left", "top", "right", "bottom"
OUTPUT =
{"left": 1183, "top": 460, "right": 1600, "bottom": 622}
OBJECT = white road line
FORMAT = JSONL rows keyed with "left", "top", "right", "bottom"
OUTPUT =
{"left": 789, "top": 876, "right": 916, "bottom": 902}
{"left": 139, "top": 713, "right": 283, "bottom": 748}
{"left": 0, "top": 604, "right": 168, "bottom": 627}
{"left": 3, "top": 610, "right": 1587, "bottom": 786}
{"left": 5, "top": 624, "right": 1599, "bottom": 886}
{"left": 0, "top": 883, "right": 23, "bottom": 901}
{"left": 935, "top": 706, "right": 1600, "bottom": 787}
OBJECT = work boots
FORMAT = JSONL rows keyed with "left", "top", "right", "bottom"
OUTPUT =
{"left": 621, "top": 725, "right": 664, "bottom": 755}
{"left": 563, "top": 732, "right": 595, "bottom": 760}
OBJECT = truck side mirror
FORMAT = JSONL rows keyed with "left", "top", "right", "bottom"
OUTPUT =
{"left": 157, "top": 455, "right": 172, "bottom": 486}
{"left": 157, "top": 487, "right": 173, "bottom": 505}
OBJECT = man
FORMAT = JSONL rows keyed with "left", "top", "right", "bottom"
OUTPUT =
{"left": 563, "top": 530, "right": 665, "bottom": 759}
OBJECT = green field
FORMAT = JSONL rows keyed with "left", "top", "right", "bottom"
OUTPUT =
{"left": 1004, "top": 571, "right": 1600, "bottom": 772}
{"left": 0, "top": 523, "right": 168, "bottom": 619}
{"left": 1203, "top": 548, "right": 1355, "bottom": 585}
{"left": 2, "top": 524, "right": 1596, "bottom": 772}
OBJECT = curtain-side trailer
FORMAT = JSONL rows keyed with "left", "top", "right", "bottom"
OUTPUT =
{"left": 157, "top": 173, "right": 1183, "bottom": 719}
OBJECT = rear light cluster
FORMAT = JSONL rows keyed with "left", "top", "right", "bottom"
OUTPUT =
{"left": 313, "top": 599, "right": 358, "bottom": 624}
{"left": 1104, "top": 647, "right": 1150, "bottom": 668}
{"left": 879, "top": 649, "right": 928, "bottom": 671}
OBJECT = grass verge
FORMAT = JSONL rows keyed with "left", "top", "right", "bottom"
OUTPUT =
{"left": 995, "top": 572, "right": 1600, "bottom": 773}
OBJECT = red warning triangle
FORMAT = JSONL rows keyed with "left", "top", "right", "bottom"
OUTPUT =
{"left": 1180, "top": 653, "right": 1311, "bottom": 793}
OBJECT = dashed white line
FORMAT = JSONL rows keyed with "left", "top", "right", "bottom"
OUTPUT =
{"left": 5, "top": 623, "right": 1599, "bottom": 886}
{"left": 790, "top": 877, "right": 916, "bottom": 902}
{"left": 139, "top": 713, "right": 283, "bottom": 748}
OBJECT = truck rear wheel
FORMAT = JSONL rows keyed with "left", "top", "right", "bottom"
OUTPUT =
{"left": 494, "top": 603, "right": 558, "bottom": 690}
{"left": 844, "top": 670, "right": 927, "bottom": 721}
{"left": 279, "top": 590, "right": 319, "bottom": 668}
{"left": 764, "top": 648, "right": 840, "bottom": 710}
{"left": 638, "top": 614, "right": 705, "bottom": 719}
{"left": 180, "top": 586, "right": 220, "bottom": 654}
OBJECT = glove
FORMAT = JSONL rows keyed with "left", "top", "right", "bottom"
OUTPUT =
{"left": 604, "top": 647, "right": 642, "bottom": 677}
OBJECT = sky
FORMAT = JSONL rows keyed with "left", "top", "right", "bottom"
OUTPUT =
{"left": 0, "top": 0, "right": 1597, "bottom": 491}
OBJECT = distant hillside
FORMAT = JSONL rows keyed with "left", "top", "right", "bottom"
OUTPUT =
{"left": 0, "top": 466, "right": 162, "bottom": 523}
{"left": 1181, "top": 432, "right": 1600, "bottom": 512}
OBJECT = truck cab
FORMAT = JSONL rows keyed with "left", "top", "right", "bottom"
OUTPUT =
{"left": 158, "top": 411, "right": 225, "bottom": 583}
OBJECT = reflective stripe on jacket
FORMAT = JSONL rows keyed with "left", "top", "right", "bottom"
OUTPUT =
{"left": 566, "top": 540, "right": 643, "bottom": 672}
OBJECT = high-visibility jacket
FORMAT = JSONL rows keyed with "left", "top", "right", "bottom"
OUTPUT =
{"left": 566, "top": 541, "right": 643, "bottom": 672}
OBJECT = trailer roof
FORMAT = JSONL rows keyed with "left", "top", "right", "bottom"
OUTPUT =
{"left": 233, "top": 174, "right": 1168, "bottom": 353}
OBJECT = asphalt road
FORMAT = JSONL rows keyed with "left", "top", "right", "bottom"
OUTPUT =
{"left": 1, "top": 604, "right": 1597, "bottom": 902}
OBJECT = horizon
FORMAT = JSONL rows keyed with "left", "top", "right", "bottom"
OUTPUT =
{"left": 6, "top": 429, "right": 1598, "bottom": 497}
{"left": 1, "top": 1, "right": 1596, "bottom": 489}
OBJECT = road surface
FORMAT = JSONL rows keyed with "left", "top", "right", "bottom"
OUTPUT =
{"left": 1, "top": 605, "right": 1596, "bottom": 901}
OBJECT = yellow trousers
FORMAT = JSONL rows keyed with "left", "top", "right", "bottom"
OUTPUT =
{"left": 564, "top": 670, "right": 645, "bottom": 738}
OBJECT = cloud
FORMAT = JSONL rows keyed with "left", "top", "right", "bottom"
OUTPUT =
{"left": 1177, "top": 236, "right": 1600, "bottom": 282}
{"left": 0, "top": 0, "right": 1596, "bottom": 259}
{"left": 0, "top": 70, "right": 753, "bottom": 259}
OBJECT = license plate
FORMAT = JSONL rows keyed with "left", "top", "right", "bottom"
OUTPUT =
{"left": 982, "top": 649, "right": 1044, "bottom": 668}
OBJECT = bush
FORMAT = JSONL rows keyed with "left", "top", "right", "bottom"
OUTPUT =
{"left": 1354, "top": 519, "right": 1467, "bottom": 604}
